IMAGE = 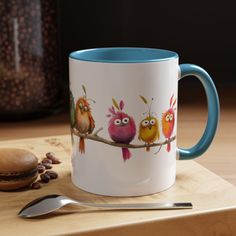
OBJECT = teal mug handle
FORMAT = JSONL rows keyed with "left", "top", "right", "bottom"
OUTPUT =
{"left": 178, "top": 64, "right": 220, "bottom": 160}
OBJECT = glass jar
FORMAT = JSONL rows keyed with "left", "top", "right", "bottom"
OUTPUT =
{"left": 0, "top": 0, "right": 62, "bottom": 120}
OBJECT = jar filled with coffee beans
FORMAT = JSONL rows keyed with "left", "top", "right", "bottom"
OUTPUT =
{"left": 0, "top": 0, "right": 63, "bottom": 120}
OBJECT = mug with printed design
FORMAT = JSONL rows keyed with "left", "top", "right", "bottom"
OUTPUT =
{"left": 69, "top": 47, "right": 219, "bottom": 196}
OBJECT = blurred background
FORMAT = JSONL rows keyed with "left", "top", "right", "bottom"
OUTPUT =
{"left": 59, "top": 0, "right": 235, "bottom": 106}
{"left": 0, "top": 0, "right": 235, "bottom": 129}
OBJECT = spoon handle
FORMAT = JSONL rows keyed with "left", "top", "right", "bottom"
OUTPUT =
{"left": 76, "top": 202, "right": 193, "bottom": 210}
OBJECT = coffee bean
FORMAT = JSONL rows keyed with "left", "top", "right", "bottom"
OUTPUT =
{"left": 45, "top": 152, "right": 61, "bottom": 164}
{"left": 45, "top": 170, "right": 58, "bottom": 179}
{"left": 37, "top": 164, "right": 46, "bottom": 173}
{"left": 40, "top": 173, "right": 50, "bottom": 183}
{"left": 51, "top": 158, "right": 61, "bottom": 164}
{"left": 42, "top": 158, "right": 52, "bottom": 164}
{"left": 45, "top": 152, "right": 55, "bottom": 159}
{"left": 42, "top": 163, "right": 52, "bottom": 169}
{"left": 31, "top": 182, "right": 41, "bottom": 189}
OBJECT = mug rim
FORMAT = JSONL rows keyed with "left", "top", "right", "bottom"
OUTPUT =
{"left": 69, "top": 47, "right": 178, "bottom": 63}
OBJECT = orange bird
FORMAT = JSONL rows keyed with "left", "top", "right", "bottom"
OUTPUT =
{"left": 75, "top": 86, "right": 95, "bottom": 154}
{"left": 162, "top": 95, "right": 176, "bottom": 152}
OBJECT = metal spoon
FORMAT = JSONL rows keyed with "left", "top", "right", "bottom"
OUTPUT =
{"left": 18, "top": 194, "right": 193, "bottom": 218}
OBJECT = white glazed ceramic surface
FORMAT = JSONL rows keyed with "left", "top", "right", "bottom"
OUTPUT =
{"left": 69, "top": 58, "right": 179, "bottom": 196}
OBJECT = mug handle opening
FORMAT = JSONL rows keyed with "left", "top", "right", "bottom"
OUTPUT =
{"left": 177, "top": 64, "right": 220, "bottom": 160}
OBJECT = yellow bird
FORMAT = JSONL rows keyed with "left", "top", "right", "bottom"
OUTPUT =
{"left": 138, "top": 116, "right": 160, "bottom": 151}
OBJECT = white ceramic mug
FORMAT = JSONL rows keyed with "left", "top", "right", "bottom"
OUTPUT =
{"left": 69, "top": 47, "right": 219, "bottom": 196}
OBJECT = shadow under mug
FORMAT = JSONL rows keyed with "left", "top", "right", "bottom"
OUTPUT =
{"left": 69, "top": 47, "right": 219, "bottom": 196}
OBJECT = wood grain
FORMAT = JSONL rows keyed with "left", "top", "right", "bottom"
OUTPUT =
{"left": 0, "top": 135, "right": 236, "bottom": 235}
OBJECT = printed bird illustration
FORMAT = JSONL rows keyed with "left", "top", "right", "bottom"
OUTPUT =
{"left": 107, "top": 99, "right": 136, "bottom": 161}
{"left": 162, "top": 95, "right": 176, "bottom": 152}
{"left": 75, "top": 85, "right": 95, "bottom": 154}
{"left": 70, "top": 90, "right": 76, "bottom": 145}
{"left": 70, "top": 90, "right": 76, "bottom": 127}
{"left": 138, "top": 96, "right": 160, "bottom": 151}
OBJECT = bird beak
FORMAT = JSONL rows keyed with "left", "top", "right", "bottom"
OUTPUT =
{"left": 148, "top": 124, "right": 152, "bottom": 130}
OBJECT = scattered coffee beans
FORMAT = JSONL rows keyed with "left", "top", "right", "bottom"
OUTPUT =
{"left": 32, "top": 152, "right": 60, "bottom": 190}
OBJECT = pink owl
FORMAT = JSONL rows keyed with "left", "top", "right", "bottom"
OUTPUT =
{"left": 107, "top": 99, "right": 136, "bottom": 161}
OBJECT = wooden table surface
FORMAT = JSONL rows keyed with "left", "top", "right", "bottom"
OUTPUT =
{"left": 0, "top": 104, "right": 235, "bottom": 186}
{"left": 1, "top": 135, "right": 236, "bottom": 236}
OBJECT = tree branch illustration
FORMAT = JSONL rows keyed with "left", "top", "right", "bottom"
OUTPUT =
{"left": 72, "top": 128, "right": 176, "bottom": 149}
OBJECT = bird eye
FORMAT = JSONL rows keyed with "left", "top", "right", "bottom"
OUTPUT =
{"left": 169, "top": 114, "right": 173, "bottom": 121}
{"left": 122, "top": 117, "right": 129, "bottom": 124}
{"left": 142, "top": 120, "right": 149, "bottom": 127}
{"left": 165, "top": 115, "right": 170, "bottom": 121}
{"left": 84, "top": 106, "right": 88, "bottom": 111}
{"left": 79, "top": 103, "right": 83, "bottom": 109}
{"left": 114, "top": 119, "right": 121, "bottom": 126}
{"left": 150, "top": 119, "right": 156, "bottom": 125}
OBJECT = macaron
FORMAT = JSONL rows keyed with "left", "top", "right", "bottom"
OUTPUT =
{"left": 0, "top": 148, "right": 38, "bottom": 191}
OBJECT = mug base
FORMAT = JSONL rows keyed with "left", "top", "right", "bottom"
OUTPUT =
{"left": 71, "top": 175, "right": 176, "bottom": 197}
